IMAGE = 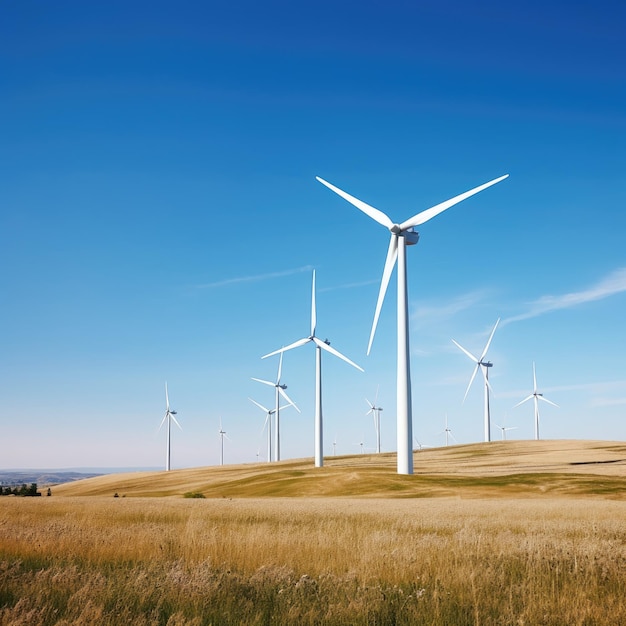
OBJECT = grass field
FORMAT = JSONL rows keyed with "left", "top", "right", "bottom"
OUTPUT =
{"left": 1, "top": 440, "right": 626, "bottom": 625}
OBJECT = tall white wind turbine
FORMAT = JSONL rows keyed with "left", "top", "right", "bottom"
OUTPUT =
{"left": 262, "top": 270, "right": 363, "bottom": 468}
{"left": 452, "top": 318, "right": 500, "bottom": 443}
{"left": 252, "top": 351, "right": 300, "bottom": 462}
{"left": 159, "top": 382, "right": 181, "bottom": 472}
{"left": 317, "top": 174, "right": 508, "bottom": 474}
{"left": 365, "top": 386, "right": 383, "bottom": 453}
{"left": 514, "top": 362, "right": 558, "bottom": 440}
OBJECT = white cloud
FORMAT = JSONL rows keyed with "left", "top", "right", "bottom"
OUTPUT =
{"left": 194, "top": 265, "right": 314, "bottom": 289}
{"left": 503, "top": 267, "right": 626, "bottom": 325}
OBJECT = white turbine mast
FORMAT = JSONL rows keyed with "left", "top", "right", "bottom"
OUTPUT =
{"left": 158, "top": 382, "right": 181, "bottom": 472}
{"left": 251, "top": 350, "right": 300, "bottom": 462}
{"left": 316, "top": 174, "right": 508, "bottom": 474}
{"left": 262, "top": 269, "right": 363, "bottom": 468}
{"left": 365, "top": 385, "right": 383, "bottom": 453}
{"left": 452, "top": 318, "right": 500, "bottom": 443}
{"left": 513, "top": 361, "right": 558, "bottom": 440}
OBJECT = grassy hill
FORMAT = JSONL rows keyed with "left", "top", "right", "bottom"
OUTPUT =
{"left": 52, "top": 439, "right": 626, "bottom": 499}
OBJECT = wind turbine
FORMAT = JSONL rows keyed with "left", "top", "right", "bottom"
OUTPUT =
{"left": 495, "top": 423, "right": 518, "bottom": 440}
{"left": 218, "top": 417, "right": 230, "bottom": 466}
{"left": 452, "top": 318, "right": 500, "bottom": 443}
{"left": 365, "top": 386, "right": 383, "bottom": 453}
{"left": 248, "top": 397, "right": 294, "bottom": 463}
{"left": 513, "top": 362, "right": 559, "bottom": 440}
{"left": 439, "top": 413, "right": 456, "bottom": 447}
{"left": 262, "top": 270, "right": 363, "bottom": 468}
{"left": 317, "top": 173, "right": 508, "bottom": 474}
{"left": 252, "top": 351, "right": 300, "bottom": 462}
{"left": 159, "top": 382, "right": 181, "bottom": 472}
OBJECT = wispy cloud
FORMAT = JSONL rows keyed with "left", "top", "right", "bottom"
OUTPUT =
{"left": 589, "top": 396, "right": 626, "bottom": 408}
{"left": 194, "top": 265, "right": 314, "bottom": 289}
{"left": 318, "top": 278, "right": 380, "bottom": 293}
{"left": 411, "top": 290, "right": 490, "bottom": 324}
{"left": 503, "top": 267, "right": 626, "bottom": 325}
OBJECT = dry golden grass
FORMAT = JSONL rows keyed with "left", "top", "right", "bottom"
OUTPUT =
{"left": 52, "top": 439, "right": 626, "bottom": 499}
{"left": 2, "top": 440, "right": 626, "bottom": 625}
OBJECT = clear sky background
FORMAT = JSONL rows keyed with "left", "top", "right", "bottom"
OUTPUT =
{"left": 1, "top": 1, "right": 625, "bottom": 470}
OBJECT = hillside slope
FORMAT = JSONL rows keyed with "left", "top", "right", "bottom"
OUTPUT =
{"left": 52, "top": 439, "right": 626, "bottom": 499}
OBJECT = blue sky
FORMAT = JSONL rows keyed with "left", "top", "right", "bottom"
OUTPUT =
{"left": 1, "top": 1, "right": 625, "bottom": 469}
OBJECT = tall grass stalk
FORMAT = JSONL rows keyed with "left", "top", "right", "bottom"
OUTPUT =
{"left": 1, "top": 497, "right": 625, "bottom": 625}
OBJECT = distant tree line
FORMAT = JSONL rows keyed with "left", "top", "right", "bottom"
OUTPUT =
{"left": 0, "top": 483, "right": 41, "bottom": 496}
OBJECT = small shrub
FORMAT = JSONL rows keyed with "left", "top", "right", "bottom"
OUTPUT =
{"left": 183, "top": 492, "right": 205, "bottom": 499}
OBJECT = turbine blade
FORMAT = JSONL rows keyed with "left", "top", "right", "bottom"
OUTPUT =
{"left": 171, "top": 414, "right": 182, "bottom": 430}
{"left": 480, "top": 364, "right": 495, "bottom": 395}
{"left": 262, "top": 337, "right": 311, "bottom": 359}
{"left": 532, "top": 361, "right": 538, "bottom": 393}
{"left": 313, "top": 336, "right": 364, "bottom": 372}
{"left": 276, "top": 350, "right": 284, "bottom": 384}
{"left": 367, "top": 234, "right": 398, "bottom": 355}
{"left": 539, "top": 396, "right": 559, "bottom": 408}
{"left": 165, "top": 382, "right": 170, "bottom": 410}
{"left": 462, "top": 363, "right": 480, "bottom": 404}
{"left": 311, "top": 270, "right": 317, "bottom": 337}
{"left": 278, "top": 386, "right": 301, "bottom": 412}
{"left": 399, "top": 174, "right": 509, "bottom": 230}
{"left": 452, "top": 339, "right": 479, "bottom": 363}
{"left": 513, "top": 394, "right": 534, "bottom": 408}
{"left": 480, "top": 318, "right": 500, "bottom": 361}
{"left": 249, "top": 397, "right": 270, "bottom": 413}
{"left": 251, "top": 377, "right": 274, "bottom": 388}
{"left": 315, "top": 176, "right": 394, "bottom": 229}
{"left": 158, "top": 413, "right": 168, "bottom": 431}
{"left": 261, "top": 413, "right": 270, "bottom": 434}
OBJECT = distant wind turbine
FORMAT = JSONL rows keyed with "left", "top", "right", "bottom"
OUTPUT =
{"left": 218, "top": 417, "right": 230, "bottom": 466}
{"left": 365, "top": 386, "right": 383, "bottom": 453}
{"left": 439, "top": 413, "right": 456, "bottom": 447}
{"left": 317, "top": 173, "right": 508, "bottom": 474}
{"left": 252, "top": 351, "right": 300, "bottom": 462}
{"left": 159, "top": 382, "right": 181, "bottom": 472}
{"left": 452, "top": 318, "right": 500, "bottom": 442}
{"left": 495, "top": 423, "right": 518, "bottom": 440}
{"left": 262, "top": 270, "right": 363, "bottom": 468}
{"left": 514, "top": 362, "right": 559, "bottom": 440}
{"left": 248, "top": 397, "right": 295, "bottom": 463}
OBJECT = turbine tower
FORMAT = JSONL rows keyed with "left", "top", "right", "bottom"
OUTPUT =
{"left": 452, "top": 318, "right": 500, "bottom": 442}
{"left": 365, "top": 386, "right": 383, "bottom": 453}
{"left": 317, "top": 174, "right": 508, "bottom": 474}
{"left": 262, "top": 270, "right": 363, "bottom": 468}
{"left": 159, "top": 382, "right": 181, "bottom": 472}
{"left": 252, "top": 351, "right": 300, "bottom": 461}
{"left": 514, "top": 362, "right": 558, "bottom": 440}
